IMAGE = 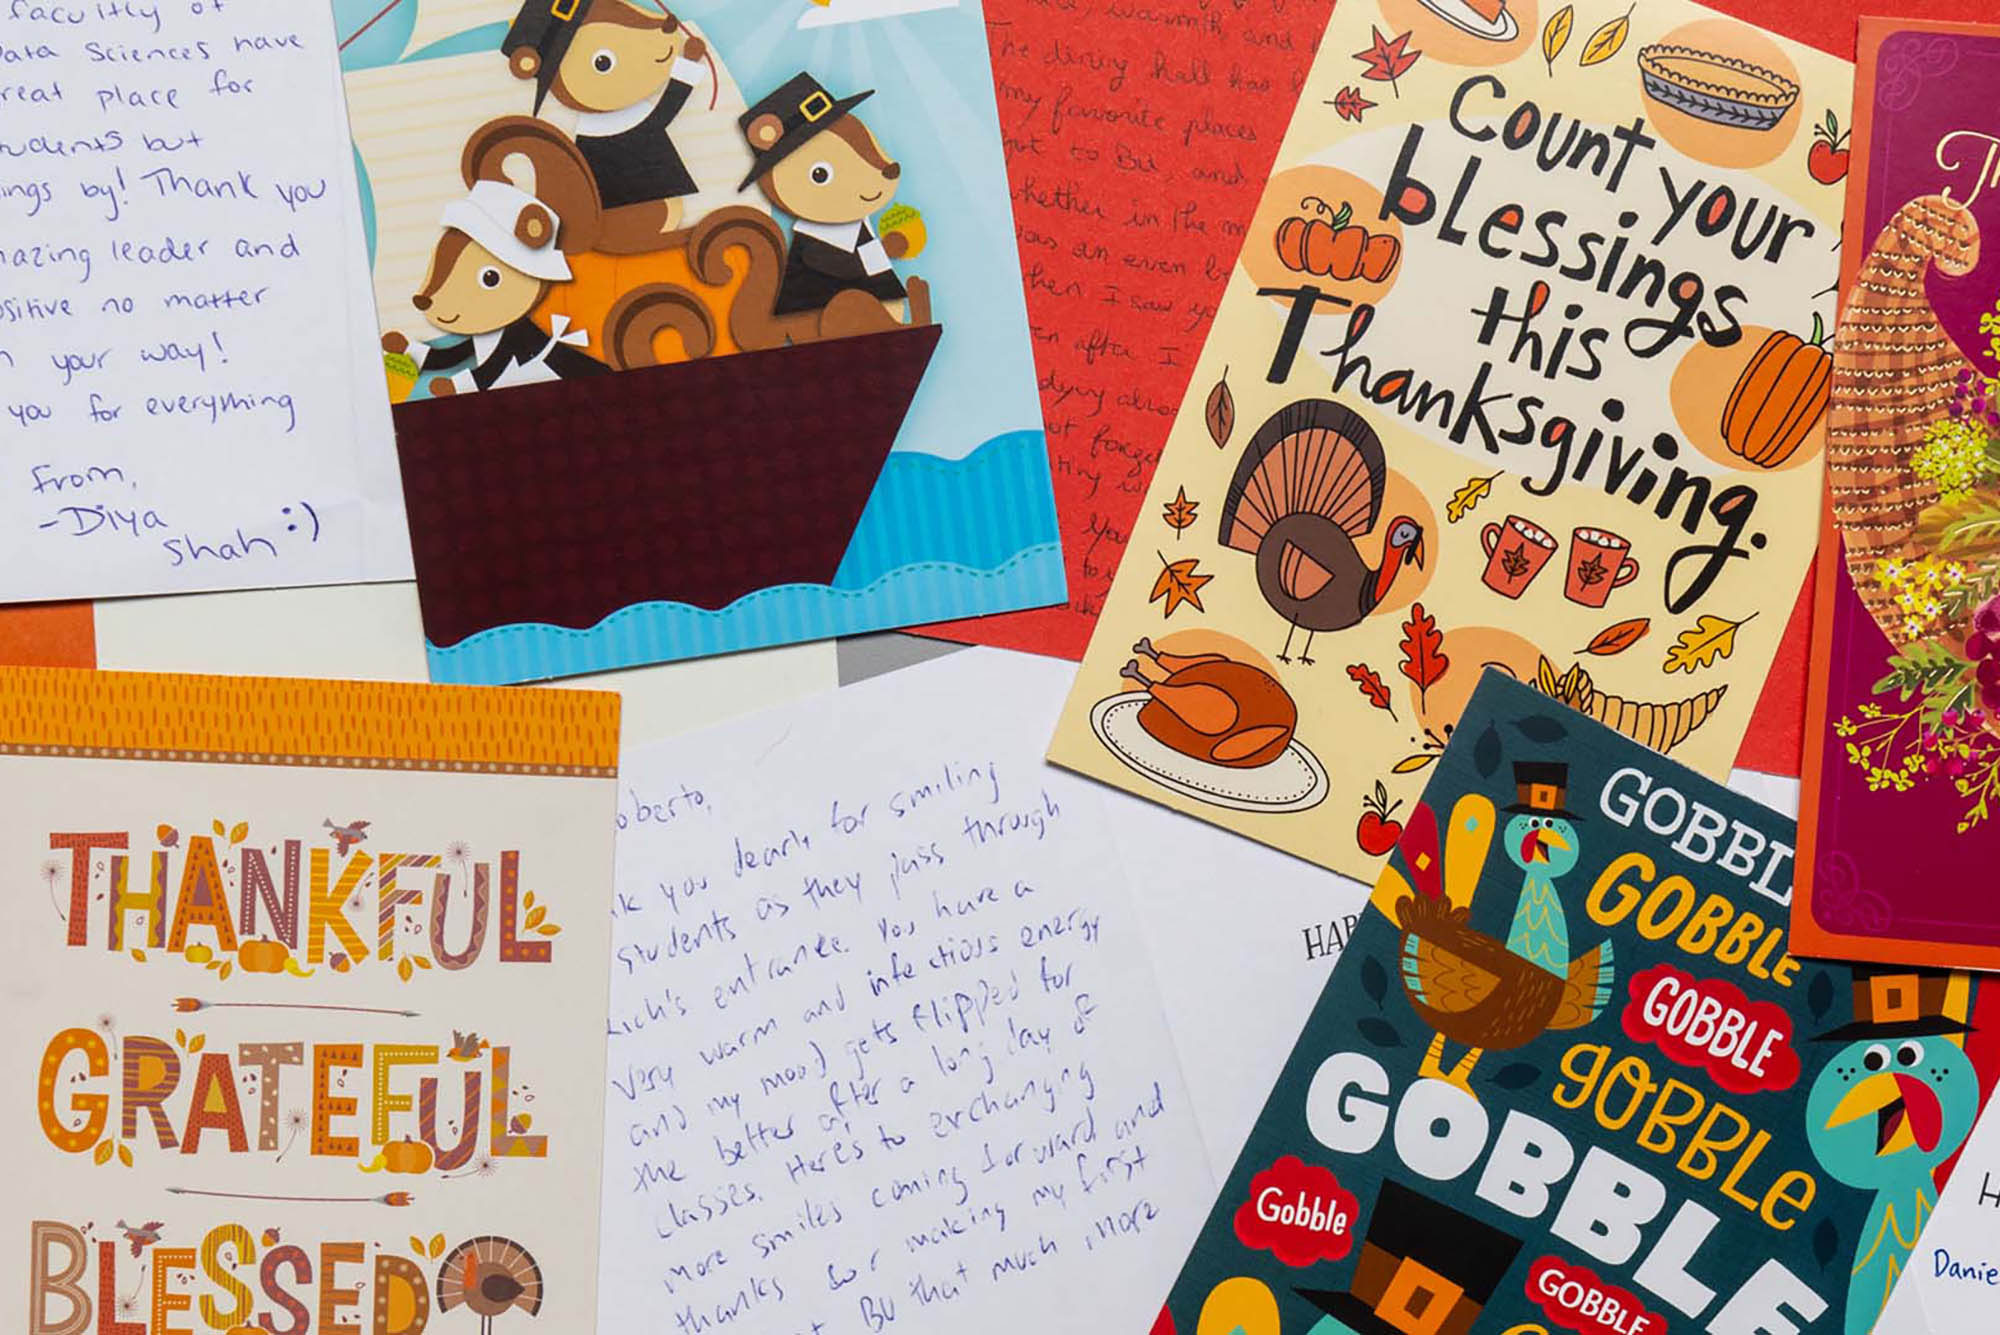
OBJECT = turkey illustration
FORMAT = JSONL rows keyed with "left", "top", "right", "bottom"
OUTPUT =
{"left": 1119, "top": 637, "right": 1298, "bottom": 768}
{"left": 1089, "top": 633, "right": 1329, "bottom": 812}
{"left": 1218, "top": 399, "right": 1425, "bottom": 664}
{"left": 437, "top": 1236, "right": 542, "bottom": 1334}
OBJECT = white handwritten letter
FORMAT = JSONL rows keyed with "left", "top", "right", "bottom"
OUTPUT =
{"left": 0, "top": 1, "right": 408, "bottom": 601}
{"left": 598, "top": 652, "right": 1213, "bottom": 1335}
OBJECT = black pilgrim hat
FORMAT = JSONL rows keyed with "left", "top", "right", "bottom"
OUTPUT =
{"left": 1295, "top": 1179, "right": 1522, "bottom": 1335}
{"left": 1812, "top": 964, "right": 1976, "bottom": 1042}
{"left": 1501, "top": 760, "right": 1582, "bottom": 820}
{"left": 504, "top": 0, "right": 682, "bottom": 113}
{"left": 738, "top": 73, "right": 874, "bottom": 190}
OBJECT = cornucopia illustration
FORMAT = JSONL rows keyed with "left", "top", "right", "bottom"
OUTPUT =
{"left": 1824, "top": 194, "right": 2000, "bottom": 829}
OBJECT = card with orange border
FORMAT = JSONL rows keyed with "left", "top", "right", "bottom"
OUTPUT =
{"left": 4, "top": 667, "right": 621, "bottom": 1334}
{"left": 1794, "top": 17, "right": 2000, "bottom": 971}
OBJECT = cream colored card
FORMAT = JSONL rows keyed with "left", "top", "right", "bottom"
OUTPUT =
{"left": 6, "top": 668, "right": 619, "bottom": 1335}
{"left": 1050, "top": 0, "right": 1851, "bottom": 879}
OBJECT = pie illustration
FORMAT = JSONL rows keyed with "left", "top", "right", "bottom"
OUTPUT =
{"left": 1415, "top": 0, "right": 1518, "bottom": 41}
{"left": 1638, "top": 45, "right": 1800, "bottom": 131}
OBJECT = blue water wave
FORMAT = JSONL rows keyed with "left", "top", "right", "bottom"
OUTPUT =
{"left": 834, "top": 429, "right": 1058, "bottom": 588}
{"left": 424, "top": 429, "right": 1062, "bottom": 683}
{"left": 425, "top": 544, "right": 1066, "bottom": 685}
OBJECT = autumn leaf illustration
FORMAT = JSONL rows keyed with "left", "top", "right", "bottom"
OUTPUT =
{"left": 1579, "top": 618, "right": 1651, "bottom": 657}
{"left": 1537, "top": 655, "right": 1563, "bottom": 696}
{"left": 1392, "top": 753, "right": 1438, "bottom": 774}
{"left": 1162, "top": 486, "right": 1199, "bottom": 539}
{"left": 1355, "top": 26, "right": 1421, "bottom": 98}
{"left": 1346, "top": 663, "right": 1398, "bottom": 720}
{"left": 1542, "top": 5, "right": 1574, "bottom": 74}
{"left": 1574, "top": 553, "right": 1608, "bottom": 588}
{"left": 1663, "top": 612, "right": 1757, "bottom": 674}
{"left": 1150, "top": 553, "right": 1212, "bottom": 619}
{"left": 1205, "top": 369, "right": 1235, "bottom": 448}
{"left": 1398, "top": 602, "right": 1449, "bottom": 709}
{"left": 1330, "top": 85, "right": 1378, "bottom": 122}
{"left": 1500, "top": 544, "right": 1531, "bottom": 580}
{"left": 1445, "top": 472, "right": 1499, "bottom": 524}
{"left": 1579, "top": 2, "right": 1635, "bottom": 68}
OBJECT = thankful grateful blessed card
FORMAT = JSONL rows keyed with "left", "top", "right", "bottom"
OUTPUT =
{"left": 1048, "top": 0, "right": 1852, "bottom": 879}
{"left": 5, "top": 668, "right": 619, "bottom": 1335}
{"left": 1152, "top": 672, "right": 2000, "bottom": 1335}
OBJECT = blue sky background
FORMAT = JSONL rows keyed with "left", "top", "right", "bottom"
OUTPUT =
{"left": 687, "top": 0, "right": 1043, "bottom": 461}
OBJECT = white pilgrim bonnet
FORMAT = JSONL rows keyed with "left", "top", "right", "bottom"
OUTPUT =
{"left": 439, "top": 180, "right": 572, "bottom": 283}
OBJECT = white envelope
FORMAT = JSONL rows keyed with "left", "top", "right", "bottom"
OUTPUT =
{"left": 1873, "top": 1090, "right": 2000, "bottom": 1332}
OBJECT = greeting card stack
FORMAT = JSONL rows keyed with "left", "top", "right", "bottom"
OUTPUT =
{"left": 7, "top": 3, "right": 2000, "bottom": 1335}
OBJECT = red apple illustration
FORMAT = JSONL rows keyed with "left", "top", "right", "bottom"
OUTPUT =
{"left": 1355, "top": 780, "right": 1404, "bottom": 856}
{"left": 1809, "top": 110, "right": 1850, "bottom": 185}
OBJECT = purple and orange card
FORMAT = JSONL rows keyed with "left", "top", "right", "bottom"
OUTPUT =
{"left": 1796, "top": 17, "right": 2000, "bottom": 969}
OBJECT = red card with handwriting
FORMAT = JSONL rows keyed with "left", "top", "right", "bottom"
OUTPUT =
{"left": 921, "top": 0, "right": 1335, "bottom": 658}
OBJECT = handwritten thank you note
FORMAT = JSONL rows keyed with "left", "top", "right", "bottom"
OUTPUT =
{"left": 0, "top": 0, "right": 408, "bottom": 600}
{"left": 599, "top": 650, "right": 1211, "bottom": 1335}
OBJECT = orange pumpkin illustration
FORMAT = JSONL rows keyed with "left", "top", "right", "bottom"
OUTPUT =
{"left": 1720, "top": 315, "right": 1833, "bottom": 468}
{"left": 237, "top": 938, "right": 290, "bottom": 974}
{"left": 1274, "top": 198, "right": 1401, "bottom": 283}
{"left": 383, "top": 1136, "right": 434, "bottom": 1175}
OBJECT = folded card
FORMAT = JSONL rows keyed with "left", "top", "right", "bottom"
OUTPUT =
{"left": 1794, "top": 16, "right": 2000, "bottom": 972}
{"left": 1151, "top": 670, "right": 2000, "bottom": 1335}
{"left": 338, "top": 0, "right": 1061, "bottom": 684}
{"left": 6, "top": 667, "right": 621, "bottom": 1335}
{"left": 1047, "top": 0, "right": 1852, "bottom": 881}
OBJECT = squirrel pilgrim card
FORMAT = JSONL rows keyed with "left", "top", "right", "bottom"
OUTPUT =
{"left": 1151, "top": 671, "right": 2000, "bottom": 1335}
{"left": 1045, "top": 0, "right": 1852, "bottom": 881}
{"left": 335, "top": 0, "right": 1059, "bottom": 684}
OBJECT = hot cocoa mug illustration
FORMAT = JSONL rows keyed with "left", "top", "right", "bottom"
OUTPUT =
{"left": 1565, "top": 527, "right": 1641, "bottom": 607}
{"left": 1480, "top": 515, "right": 1558, "bottom": 599}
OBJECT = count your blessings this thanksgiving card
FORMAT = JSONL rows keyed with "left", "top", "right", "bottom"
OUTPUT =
{"left": 5, "top": 668, "right": 620, "bottom": 1335}
{"left": 1049, "top": 0, "right": 1852, "bottom": 879}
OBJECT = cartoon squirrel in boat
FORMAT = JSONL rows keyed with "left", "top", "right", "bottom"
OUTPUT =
{"left": 387, "top": 0, "right": 935, "bottom": 396}
{"left": 374, "top": 0, "right": 948, "bottom": 634}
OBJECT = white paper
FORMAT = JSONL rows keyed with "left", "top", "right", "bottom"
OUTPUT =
{"left": 598, "top": 649, "right": 1213, "bottom": 1335}
{"left": 1873, "top": 1089, "right": 2000, "bottom": 1334}
{"left": 1098, "top": 803, "right": 1359, "bottom": 1176}
{"left": 0, "top": 0, "right": 409, "bottom": 601}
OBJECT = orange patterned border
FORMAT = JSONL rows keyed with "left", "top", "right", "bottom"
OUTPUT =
{"left": 0, "top": 668, "right": 619, "bottom": 776}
